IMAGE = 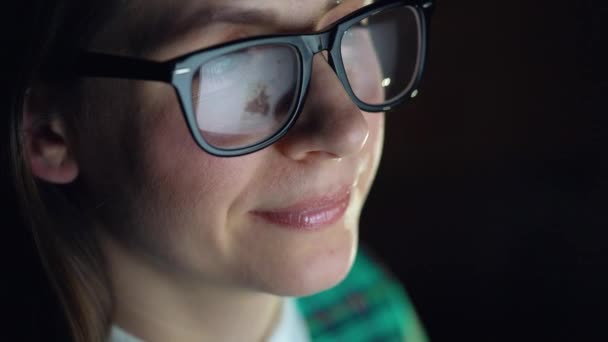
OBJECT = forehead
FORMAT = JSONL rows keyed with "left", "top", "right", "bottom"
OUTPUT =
{"left": 118, "top": 0, "right": 344, "bottom": 32}
{"left": 133, "top": 0, "right": 337, "bottom": 22}
{"left": 92, "top": 0, "right": 356, "bottom": 55}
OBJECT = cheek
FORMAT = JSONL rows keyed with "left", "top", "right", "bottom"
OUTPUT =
{"left": 136, "top": 108, "right": 250, "bottom": 235}
{"left": 134, "top": 82, "right": 251, "bottom": 204}
{"left": 342, "top": 112, "right": 383, "bottom": 234}
{"left": 96, "top": 81, "right": 264, "bottom": 277}
{"left": 363, "top": 112, "right": 385, "bottom": 180}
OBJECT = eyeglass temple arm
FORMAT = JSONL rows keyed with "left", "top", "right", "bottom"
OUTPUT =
{"left": 77, "top": 52, "right": 174, "bottom": 83}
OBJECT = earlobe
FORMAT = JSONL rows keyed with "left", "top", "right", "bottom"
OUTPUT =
{"left": 23, "top": 95, "right": 79, "bottom": 185}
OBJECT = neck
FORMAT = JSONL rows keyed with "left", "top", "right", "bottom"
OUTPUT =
{"left": 99, "top": 234, "right": 283, "bottom": 342}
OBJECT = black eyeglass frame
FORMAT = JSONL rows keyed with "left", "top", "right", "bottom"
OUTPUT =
{"left": 78, "top": 0, "right": 435, "bottom": 157}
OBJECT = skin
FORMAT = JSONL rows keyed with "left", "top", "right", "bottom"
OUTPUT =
{"left": 26, "top": 0, "right": 385, "bottom": 341}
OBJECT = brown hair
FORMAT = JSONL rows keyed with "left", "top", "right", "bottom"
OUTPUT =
{"left": 2, "top": 2, "right": 117, "bottom": 341}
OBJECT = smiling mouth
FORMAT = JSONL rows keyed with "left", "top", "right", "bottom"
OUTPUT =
{"left": 250, "top": 189, "right": 351, "bottom": 230}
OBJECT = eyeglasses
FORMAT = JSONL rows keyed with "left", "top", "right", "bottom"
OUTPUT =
{"left": 78, "top": 0, "right": 434, "bottom": 157}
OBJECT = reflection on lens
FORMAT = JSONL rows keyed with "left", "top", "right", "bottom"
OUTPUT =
{"left": 341, "top": 5, "right": 421, "bottom": 105}
{"left": 192, "top": 45, "right": 299, "bottom": 149}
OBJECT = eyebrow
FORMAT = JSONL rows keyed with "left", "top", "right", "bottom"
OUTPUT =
{"left": 130, "top": 0, "right": 342, "bottom": 56}
{"left": 177, "top": 0, "right": 343, "bottom": 32}
{"left": 179, "top": 6, "right": 278, "bottom": 32}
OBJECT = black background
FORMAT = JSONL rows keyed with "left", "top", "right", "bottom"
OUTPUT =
{"left": 1, "top": 1, "right": 606, "bottom": 341}
{"left": 361, "top": 0, "right": 607, "bottom": 341}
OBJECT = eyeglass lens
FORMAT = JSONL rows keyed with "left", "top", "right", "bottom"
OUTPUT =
{"left": 341, "top": 5, "right": 421, "bottom": 105}
{"left": 192, "top": 4, "right": 421, "bottom": 150}
{"left": 193, "top": 45, "right": 299, "bottom": 149}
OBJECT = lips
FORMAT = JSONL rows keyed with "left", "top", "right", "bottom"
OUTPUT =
{"left": 250, "top": 189, "right": 351, "bottom": 230}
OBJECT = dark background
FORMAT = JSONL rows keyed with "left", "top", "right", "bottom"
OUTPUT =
{"left": 361, "top": 0, "right": 607, "bottom": 341}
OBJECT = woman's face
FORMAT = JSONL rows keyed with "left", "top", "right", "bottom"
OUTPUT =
{"left": 75, "top": 0, "right": 384, "bottom": 296}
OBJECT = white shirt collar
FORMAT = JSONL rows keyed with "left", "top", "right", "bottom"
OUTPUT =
{"left": 108, "top": 298, "right": 310, "bottom": 342}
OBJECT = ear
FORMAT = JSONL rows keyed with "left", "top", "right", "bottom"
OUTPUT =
{"left": 23, "top": 89, "right": 79, "bottom": 184}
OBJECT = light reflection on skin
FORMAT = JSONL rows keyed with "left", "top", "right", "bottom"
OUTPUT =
{"left": 74, "top": 0, "right": 386, "bottom": 341}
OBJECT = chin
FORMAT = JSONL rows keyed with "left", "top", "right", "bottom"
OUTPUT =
{"left": 287, "top": 241, "right": 356, "bottom": 297}
{"left": 243, "top": 220, "right": 359, "bottom": 297}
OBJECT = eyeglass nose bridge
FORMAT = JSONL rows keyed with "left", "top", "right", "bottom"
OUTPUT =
{"left": 301, "top": 30, "right": 337, "bottom": 56}
{"left": 300, "top": 30, "right": 344, "bottom": 81}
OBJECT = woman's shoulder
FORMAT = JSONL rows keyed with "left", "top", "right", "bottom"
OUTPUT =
{"left": 296, "top": 247, "right": 428, "bottom": 342}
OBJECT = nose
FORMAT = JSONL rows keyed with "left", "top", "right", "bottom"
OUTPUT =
{"left": 275, "top": 54, "right": 369, "bottom": 161}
